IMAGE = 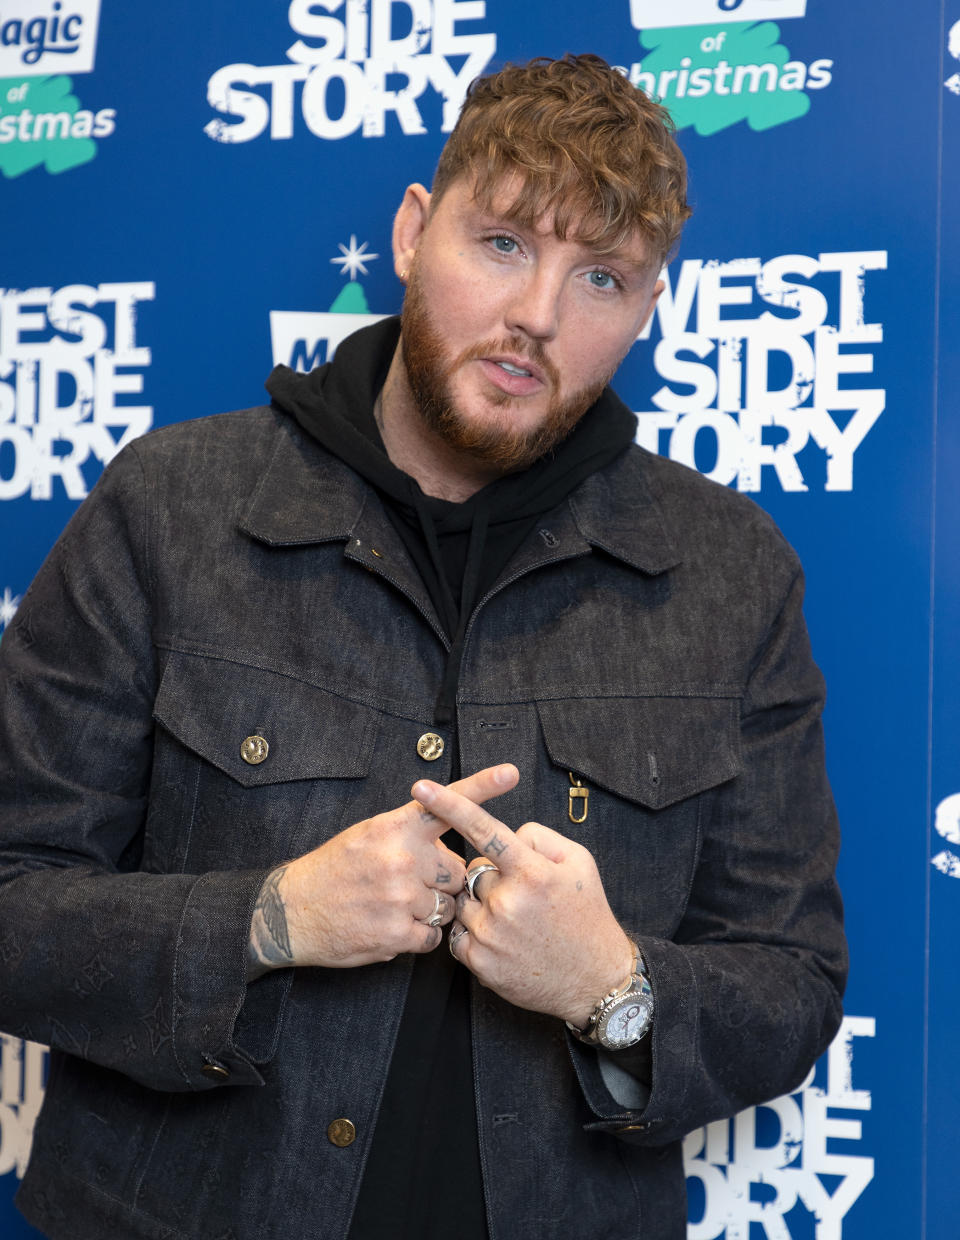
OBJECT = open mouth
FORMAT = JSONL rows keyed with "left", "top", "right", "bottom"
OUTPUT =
{"left": 476, "top": 352, "right": 548, "bottom": 397}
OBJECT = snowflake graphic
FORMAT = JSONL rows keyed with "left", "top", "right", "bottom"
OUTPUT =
{"left": 0, "top": 588, "right": 21, "bottom": 630}
{"left": 331, "top": 235, "right": 379, "bottom": 281}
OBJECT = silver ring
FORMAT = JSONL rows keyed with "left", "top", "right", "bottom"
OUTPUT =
{"left": 449, "top": 926, "right": 468, "bottom": 958}
{"left": 465, "top": 863, "right": 500, "bottom": 901}
{"left": 425, "top": 889, "right": 444, "bottom": 928}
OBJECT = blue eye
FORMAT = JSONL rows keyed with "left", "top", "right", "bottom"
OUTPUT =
{"left": 491, "top": 235, "right": 518, "bottom": 254}
{"left": 587, "top": 270, "right": 617, "bottom": 290}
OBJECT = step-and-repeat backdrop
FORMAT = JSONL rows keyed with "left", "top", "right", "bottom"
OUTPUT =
{"left": 1, "top": 2, "right": 958, "bottom": 1236}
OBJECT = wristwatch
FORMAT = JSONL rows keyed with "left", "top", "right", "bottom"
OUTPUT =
{"left": 566, "top": 942, "right": 654, "bottom": 1050}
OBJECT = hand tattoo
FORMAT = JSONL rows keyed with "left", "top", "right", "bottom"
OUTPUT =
{"left": 436, "top": 866, "right": 452, "bottom": 884}
{"left": 484, "top": 834, "right": 509, "bottom": 858}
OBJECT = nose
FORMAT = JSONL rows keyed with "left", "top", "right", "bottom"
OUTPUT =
{"left": 504, "top": 267, "right": 563, "bottom": 342}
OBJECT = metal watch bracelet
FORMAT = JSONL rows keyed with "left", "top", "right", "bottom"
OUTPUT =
{"left": 566, "top": 941, "right": 653, "bottom": 1048}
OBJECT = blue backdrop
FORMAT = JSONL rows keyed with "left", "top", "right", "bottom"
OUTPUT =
{"left": 1, "top": 2, "right": 957, "bottom": 1236}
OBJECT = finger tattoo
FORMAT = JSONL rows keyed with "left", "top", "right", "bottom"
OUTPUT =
{"left": 484, "top": 833, "right": 509, "bottom": 858}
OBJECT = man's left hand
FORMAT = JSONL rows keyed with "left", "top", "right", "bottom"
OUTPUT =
{"left": 411, "top": 776, "right": 634, "bottom": 1029}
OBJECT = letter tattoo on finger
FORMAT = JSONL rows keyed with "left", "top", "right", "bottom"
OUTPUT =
{"left": 485, "top": 834, "right": 509, "bottom": 858}
{"left": 436, "top": 866, "right": 452, "bottom": 884}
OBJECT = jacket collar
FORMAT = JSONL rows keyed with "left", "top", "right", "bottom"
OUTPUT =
{"left": 239, "top": 411, "right": 680, "bottom": 578}
{"left": 238, "top": 418, "right": 369, "bottom": 546}
{"left": 570, "top": 446, "right": 681, "bottom": 575}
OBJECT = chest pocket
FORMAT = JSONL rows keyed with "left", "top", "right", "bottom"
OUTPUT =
{"left": 147, "top": 649, "right": 380, "bottom": 872}
{"left": 535, "top": 695, "right": 741, "bottom": 935}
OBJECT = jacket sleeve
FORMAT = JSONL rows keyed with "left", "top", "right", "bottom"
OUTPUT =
{"left": 567, "top": 561, "right": 848, "bottom": 1144}
{"left": 0, "top": 445, "right": 285, "bottom": 1093}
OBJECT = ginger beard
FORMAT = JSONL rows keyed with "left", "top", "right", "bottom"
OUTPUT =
{"left": 399, "top": 266, "right": 613, "bottom": 475}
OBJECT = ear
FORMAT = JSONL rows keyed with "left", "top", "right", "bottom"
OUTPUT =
{"left": 393, "top": 183, "right": 431, "bottom": 281}
{"left": 636, "top": 278, "right": 665, "bottom": 335}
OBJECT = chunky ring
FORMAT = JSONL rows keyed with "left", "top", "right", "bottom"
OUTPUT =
{"left": 464, "top": 863, "right": 500, "bottom": 901}
{"left": 449, "top": 925, "right": 468, "bottom": 959}
{"left": 425, "top": 889, "right": 444, "bottom": 928}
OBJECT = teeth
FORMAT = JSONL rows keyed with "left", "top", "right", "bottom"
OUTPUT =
{"left": 499, "top": 361, "right": 531, "bottom": 377}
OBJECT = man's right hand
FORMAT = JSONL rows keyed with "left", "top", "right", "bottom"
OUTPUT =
{"left": 246, "top": 763, "right": 520, "bottom": 977}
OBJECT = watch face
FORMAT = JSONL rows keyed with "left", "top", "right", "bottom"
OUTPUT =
{"left": 602, "top": 996, "right": 653, "bottom": 1048}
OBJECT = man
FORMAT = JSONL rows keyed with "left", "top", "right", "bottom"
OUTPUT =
{"left": 0, "top": 54, "right": 846, "bottom": 1240}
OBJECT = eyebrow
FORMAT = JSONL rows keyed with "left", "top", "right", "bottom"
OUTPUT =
{"left": 594, "top": 250, "right": 653, "bottom": 272}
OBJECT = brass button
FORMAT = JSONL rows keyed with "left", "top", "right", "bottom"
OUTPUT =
{"left": 201, "top": 1062, "right": 230, "bottom": 1081}
{"left": 240, "top": 735, "right": 269, "bottom": 765}
{"left": 416, "top": 732, "right": 444, "bottom": 761}
{"left": 327, "top": 1118, "right": 356, "bottom": 1147}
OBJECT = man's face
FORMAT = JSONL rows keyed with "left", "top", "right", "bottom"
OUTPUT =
{"left": 396, "top": 176, "right": 664, "bottom": 474}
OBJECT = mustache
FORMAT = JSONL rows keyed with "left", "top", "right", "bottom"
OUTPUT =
{"left": 454, "top": 337, "right": 560, "bottom": 388}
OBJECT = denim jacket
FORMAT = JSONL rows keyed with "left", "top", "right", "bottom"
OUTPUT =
{"left": 0, "top": 401, "right": 846, "bottom": 1239}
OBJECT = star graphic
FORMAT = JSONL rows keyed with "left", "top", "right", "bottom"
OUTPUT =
{"left": 0, "top": 588, "right": 21, "bottom": 630}
{"left": 331, "top": 235, "right": 379, "bottom": 281}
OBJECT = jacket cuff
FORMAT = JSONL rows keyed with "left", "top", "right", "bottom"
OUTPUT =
{"left": 171, "top": 867, "right": 290, "bottom": 1089}
{"left": 566, "top": 1030, "right": 650, "bottom": 1112}
{"left": 566, "top": 934, "right": 698, "bottom": 1144}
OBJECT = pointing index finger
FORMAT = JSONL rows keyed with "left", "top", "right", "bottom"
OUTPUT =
{"left": 407, "top": 763, "right": 519, "bottom": 836}
{"left": 411, "top": 774, "right": 523, "bottom": 869}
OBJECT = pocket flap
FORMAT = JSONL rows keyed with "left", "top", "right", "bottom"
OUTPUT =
{"left": 154, "top": 651, "right": 378, "bottom": 787}
{"left": 537, "top": 696, "right": 741, "bottom": 810}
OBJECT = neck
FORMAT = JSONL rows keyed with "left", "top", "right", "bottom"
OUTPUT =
{"left": 377, "top": 341, "right": 501, "bottom": 503}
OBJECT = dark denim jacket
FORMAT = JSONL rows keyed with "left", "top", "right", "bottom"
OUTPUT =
{"left": 0, "top": 404, "right": 846, "bottom": 1239}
